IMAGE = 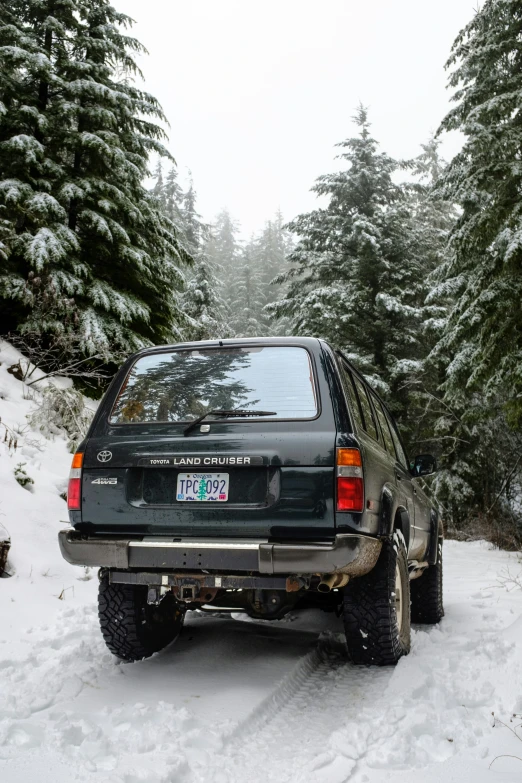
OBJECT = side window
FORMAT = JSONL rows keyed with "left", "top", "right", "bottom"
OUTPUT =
{"left": 339, "top": 364, "right": 364, "bottom": 431}
{"left": 372, "top": 396, "right": 396, "bottom": 456}
{"left": 385, "top": 410, "right": 408, "bottom": 467}
{"left": 352, "top": 375, "right": 379, "bottom": 441}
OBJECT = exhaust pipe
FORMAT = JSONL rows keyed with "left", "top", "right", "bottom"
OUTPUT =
{"left": 317, "top": 573, "right": 350, "bottom": 593}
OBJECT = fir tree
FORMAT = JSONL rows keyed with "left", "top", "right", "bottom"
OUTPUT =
{"left": 418, "top": 0, "right": 522, "bottom": 530}
{"left": 0, "top": 0, "right": 190, "bottom": 359}
{"left": 156, "top": 180, "right": 229, "bottom": 341}
{"left": 273, "top": 107, "right": 425, "bottom": 407}
{"left": 182, "top": 255, "right": 229, "bottom": 340}
{"left": 181, "top": 175, "right": 204, "bottom": 255}
{"left": 258, "top": 210, "right": 292, "bottom": 292}
{"left": 205, "top": 209, "right": 241, "bottom": 298}
{"left": 398, "top": 137, "right": 459, "bottom": 450}
{"left": 257, "top": 210, "right": 292, "bottom": 334}
{"left": 229, "top": 237, "right": 269, "bottom": 336}
{"left": 163, "top": 165, "right": 184, "bottom": 229}
{"left": 436, "top": 0, "right": 522, "bottom": 425}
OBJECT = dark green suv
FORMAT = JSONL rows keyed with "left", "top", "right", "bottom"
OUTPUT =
{"left": 59, "top": 337, "right": 443, "bottom": 665}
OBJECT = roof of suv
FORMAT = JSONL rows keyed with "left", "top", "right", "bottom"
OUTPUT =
{"left": 132, "top": 336, "right": 327, "bottom": 357}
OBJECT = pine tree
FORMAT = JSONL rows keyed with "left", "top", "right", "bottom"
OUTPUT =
{"left": 204, "top": 208, "right": 241, "bottom": 317}
{"left": 257, "top": 211, "right": 292, "bottom": 334}
{"left": 229, "top": 237, "right": 268, "bottom": 336}
{"left": 183, "top": 255, "right": 229, "bottom": 340}
{"left": 169, "top": 185, "right": 230, "bottom": 340}
{"left": 181, "top": 175, "right": 204, "bottom": 255}
{"left": 273, "top": 107, "right": 424, "bottom": 406}
{"left": 163, "top": 165, "right": 184, "bottom": 229}
{"left": 398, "top": 137, "right": 459, "bottom": 450}
{"left": 258, "top": 210, "right": 292, "bottom": 292}
{"left": 436, "top": 0, "right": 522, "bottom": 425}
{"left": 425, "top": 0, "right": 522, "bottom": 529}
{"left": 0, "top": 0, "right": 190, "bottom": 360}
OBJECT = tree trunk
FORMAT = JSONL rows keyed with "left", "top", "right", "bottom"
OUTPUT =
{"left": 36, "top": 23, "right": 53, "bottom": 140}
{"left": 0, "top": 523, "right": 10, "bottom": 576}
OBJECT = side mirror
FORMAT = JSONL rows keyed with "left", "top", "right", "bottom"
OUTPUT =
{"left": 411, "top": 454, "right": 437, "bottom": 477}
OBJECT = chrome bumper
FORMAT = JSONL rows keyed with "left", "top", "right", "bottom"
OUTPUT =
{"left": 58, "top": 529, "right": 381, "bottom": 577}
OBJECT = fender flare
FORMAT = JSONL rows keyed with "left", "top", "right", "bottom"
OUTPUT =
{"left": 427, "top": 509, "right": 442, "bottom": 565}
{"left": 378, "top": 484, "right": 411, "bottom": 552}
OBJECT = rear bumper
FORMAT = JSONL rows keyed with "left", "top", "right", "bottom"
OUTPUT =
{"left": 58, "top": 528, "right": 381, "bottom": 577}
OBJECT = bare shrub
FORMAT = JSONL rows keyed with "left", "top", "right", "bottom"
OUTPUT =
{"left": 29, "top": 385, "right": 94, "bottom": 451}
{"left": 6, "top": 329, "right": 112, "bottom": 392}
{"left": 445, "top": 512, "right": 521, "bottom": 551}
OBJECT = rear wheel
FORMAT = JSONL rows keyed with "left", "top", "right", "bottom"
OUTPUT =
{"left": 98, "top": 573, "right": 184, "bottom": 661}
{"left": 342, "top": 530, "right": 411, "bottom": 666}
{"left": 410, "top": 539, "right": 444, "bottom": 624}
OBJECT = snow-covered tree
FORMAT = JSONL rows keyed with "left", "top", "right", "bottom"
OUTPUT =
{"left": 205, "top": 209, "right": 241, "bottom": 293}
{"left": 416, "top": 0, "right": 522, "bottom": 529}
{"left": 435, "top": 0, "right": 522, "bottom": 426}
{"left": 201, "top": 209, "right": 291, "bottom": 338}
{"left": 258, "top": 210, "right": 292, "bottom": 291}
{"left": 256, "top": 211, "right": 292, "bottom": 334}
{"left": 181, "top": 176, "right": 205, "bottom": 256}
{"left": 272, "top": 107, "right": 425, "bottom": 407}
{"left": 0, "top": 0, "right": 190, "bottom": 360}
{"left": 229, "top": 237, "right": 269, "bottom": 336}
{"left": 146, "top": 176, "right": 231, "bottom": 341}
{"left": 204, "top": 209, "right": 241, "bottom": 317}
{"left": 182, "top": 254, "right": 229, "bottom": 341}
{"left": 395, "top": 138, "right": 459, "bottom": 449}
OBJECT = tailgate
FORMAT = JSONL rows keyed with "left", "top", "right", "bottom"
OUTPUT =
{"left": 78, "top": 341, "right": 338, "bottom": 540}
{"left": 81, "top": 428, "right": 336, "bottom": 539}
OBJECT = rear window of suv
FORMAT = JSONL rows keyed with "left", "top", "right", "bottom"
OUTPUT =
{"left": 110, "top": 346, "right": 318, "bottom": 424}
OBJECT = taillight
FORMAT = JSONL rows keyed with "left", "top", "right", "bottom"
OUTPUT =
{"left": 67, "top": 453, "right": 83, "bottom": 511}
{"left": 336, "top": 448, "right": 364, "bottom": 512}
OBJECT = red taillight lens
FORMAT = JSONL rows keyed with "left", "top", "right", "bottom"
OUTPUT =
{"left": 67, "top": 453, "right": 83, "bottom": 511}
{"left": 336, "top": 448, "right": 364, "bottom": 512}
{"left": 337, "top": 476, "right": 364, "bottom": 511}
{"left": 67, "top": 477, "right": 81, "bottom": 510}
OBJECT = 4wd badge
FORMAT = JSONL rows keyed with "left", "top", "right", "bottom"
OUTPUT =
{"left": 91, "top": 477, "right": 117, "bottom": 485}
{"left": 97, "top": 450, "right": 112, "bottom": 463}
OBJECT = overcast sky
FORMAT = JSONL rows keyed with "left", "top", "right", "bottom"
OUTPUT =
{"left": 122, "top": 0, "right": 475, "bottom": 236}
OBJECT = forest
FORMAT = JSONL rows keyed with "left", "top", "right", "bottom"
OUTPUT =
{"left": 0, "top": 0, "right": 521, "bottom": 544}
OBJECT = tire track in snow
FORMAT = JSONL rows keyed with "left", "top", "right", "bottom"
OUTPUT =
{"left": 188, "top": 634, "right": 393, "bottom": 783}
{"left": 227, "top": 635, "right": 339, "bottom": 741}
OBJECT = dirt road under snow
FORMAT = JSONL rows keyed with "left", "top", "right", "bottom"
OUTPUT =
{"left": 1, "top": 541, "right": 522, "bottom": 783}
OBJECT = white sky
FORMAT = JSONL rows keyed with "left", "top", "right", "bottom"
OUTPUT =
{"left": 121, "top": 0, "right": 474, "bottom": 236}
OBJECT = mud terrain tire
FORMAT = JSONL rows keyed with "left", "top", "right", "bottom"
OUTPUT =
{"left": 342, "top": 530, "right": 411, "bottom": 666}
{"left": 98, "top": 573, "right": 184, "bottom": 661}
{"left": 410, "top": 539, "right": 444, "bottom": 624}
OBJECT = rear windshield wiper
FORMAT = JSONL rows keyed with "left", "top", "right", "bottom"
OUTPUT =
{"left": 183, "top": 409, "right": 276, "bottom": 436}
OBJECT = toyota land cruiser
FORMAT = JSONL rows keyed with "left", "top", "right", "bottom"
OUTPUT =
{"left": 59, "top": 337, "right": 444, "bottom": 665}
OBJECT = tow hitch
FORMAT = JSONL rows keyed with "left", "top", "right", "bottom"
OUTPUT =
{"left": 109, "top": 571, "right": 311, "bottom": 605}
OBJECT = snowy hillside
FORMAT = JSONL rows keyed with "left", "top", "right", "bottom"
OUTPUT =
{"left": 0, "top": 340, "right": 522, "bottom": 783}
{"left": 0, "top": 339, "right": 96, "bottom": 587}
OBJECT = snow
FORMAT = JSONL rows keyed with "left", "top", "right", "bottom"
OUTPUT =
{"left": 1, "top": 340, "right": 522, "bottom": 783}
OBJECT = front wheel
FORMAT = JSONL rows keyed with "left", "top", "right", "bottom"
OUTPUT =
{"left": 98, "top": 573, "right": 184, "bottom": 661}
{"left": 342, "top": 530, "right": 411, "bottom": 666}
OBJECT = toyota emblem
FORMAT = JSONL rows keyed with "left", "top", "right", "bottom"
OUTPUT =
{"left": 97, "top": 450, "right": 113, "bottom": 463}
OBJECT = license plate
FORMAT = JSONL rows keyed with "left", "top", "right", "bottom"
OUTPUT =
{"left": 176, "top": 473, "right": 229, "bottom": 502}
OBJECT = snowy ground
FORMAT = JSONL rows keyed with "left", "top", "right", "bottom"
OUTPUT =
{"left": 1, "top": 340, "right": 522, "bottom": 783}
